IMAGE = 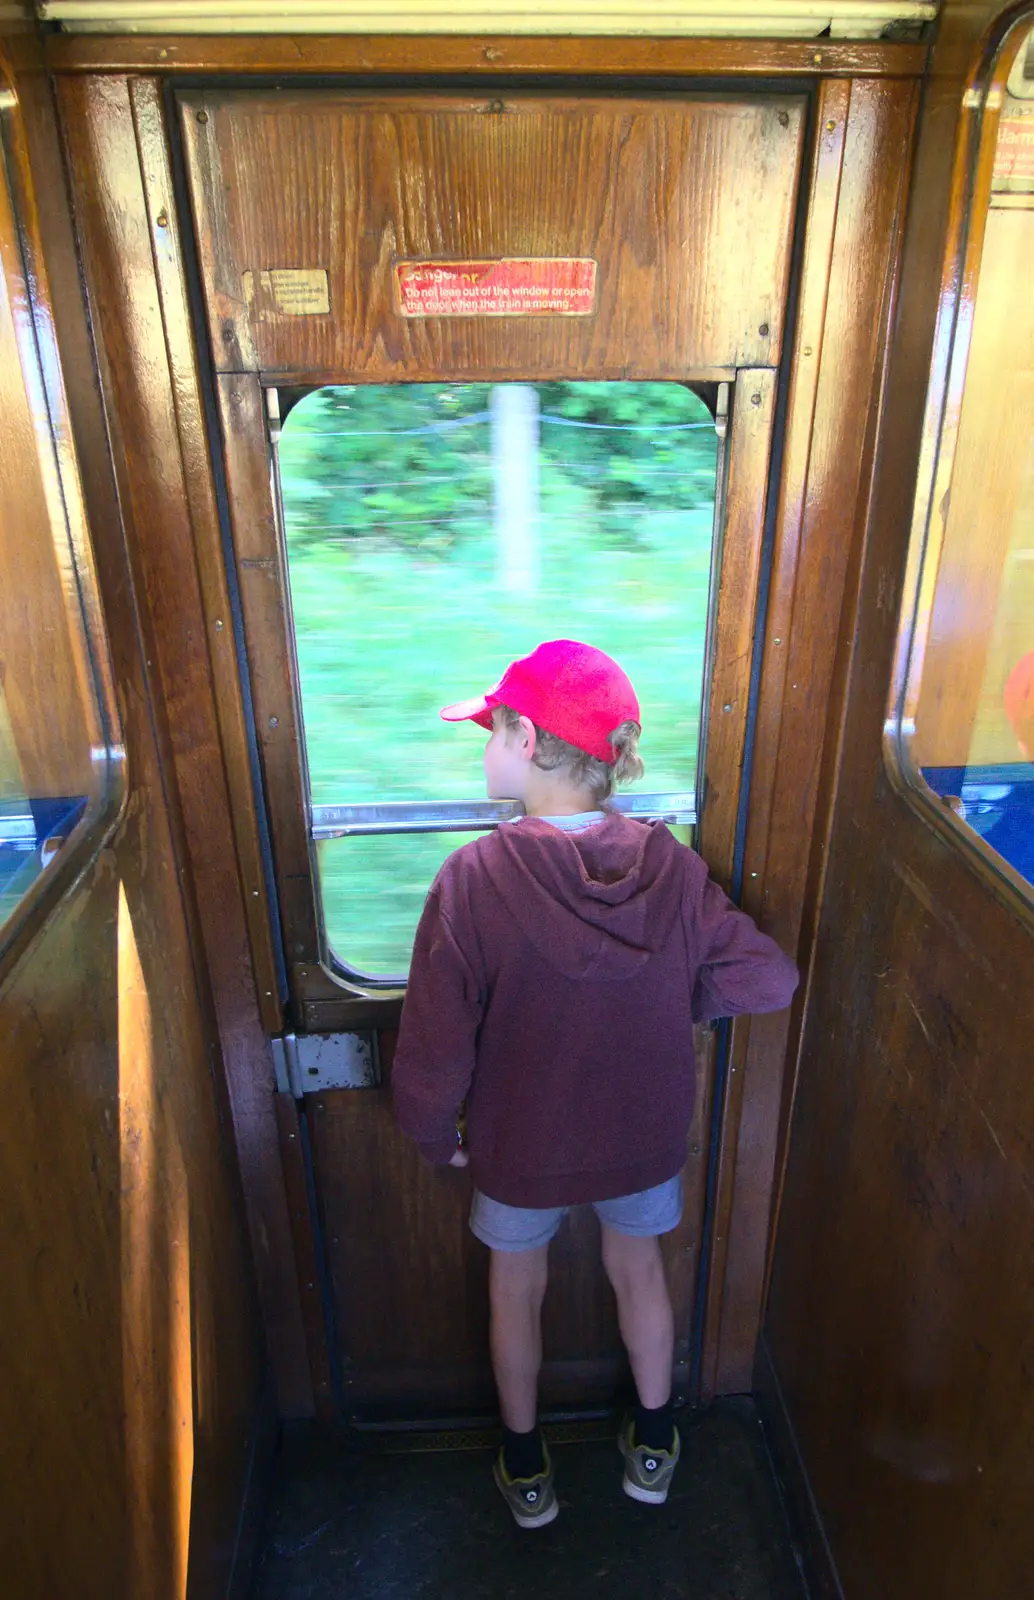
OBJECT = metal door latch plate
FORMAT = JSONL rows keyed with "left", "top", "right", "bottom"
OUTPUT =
{"left": 272, "top": 1031, "right": 379, "bottom": 1095}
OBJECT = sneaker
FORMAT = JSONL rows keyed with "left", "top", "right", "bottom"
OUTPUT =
{"left": 492, "top": 1442, "right": 559, "bottom": 1529}
{"left": 618, "top": 1413, "right": 681, "bottom": 1504}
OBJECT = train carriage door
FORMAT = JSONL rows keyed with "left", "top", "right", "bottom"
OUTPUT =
{"left": 179, "top": 89, "right": 804, "bottom": 1416}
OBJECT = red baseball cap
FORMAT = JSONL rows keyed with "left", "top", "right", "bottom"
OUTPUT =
{"left": 441, "top": 639, "right": 640, "bottom": 764}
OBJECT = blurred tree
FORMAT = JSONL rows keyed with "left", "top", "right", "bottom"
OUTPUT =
{"left": 536, "top": 380, "right": 717, "bottom": 533}
{"left": 280, "top": 382, "right": 716, "bottom": 560}
{"left": 280, "top": 383, "right": 493, "bottom": 556}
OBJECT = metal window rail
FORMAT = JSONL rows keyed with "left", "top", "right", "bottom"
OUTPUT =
{"left": 311, "top": 792, "right": 696, "bottom": 839}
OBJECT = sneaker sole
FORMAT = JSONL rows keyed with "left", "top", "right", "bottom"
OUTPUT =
{"left": 509, "top": 1497, "right": 560, "bottom": 1529}
{"left": 622, "top": 1474, "right": 670, "bottom": 1505}
{"left": 492, "top": 1462, "right": 559, "bottom": 1529}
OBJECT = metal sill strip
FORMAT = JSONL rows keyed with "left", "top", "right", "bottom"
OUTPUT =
{"left": 311, "top": 792, "right": 696, "bottom": 839}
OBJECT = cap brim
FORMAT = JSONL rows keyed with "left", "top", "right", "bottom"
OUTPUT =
{"left": 440, "top": 694, "right": 495, "bottom": 732}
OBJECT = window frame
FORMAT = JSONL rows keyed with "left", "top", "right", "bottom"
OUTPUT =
{"left": 885, "top": 7, "right": 1034, "bottom": 917}
{"left": 0, "top": 79, "right": 123, "bottom": 977}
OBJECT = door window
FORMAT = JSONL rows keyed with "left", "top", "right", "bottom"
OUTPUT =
{"left": 277, "top": 381, "right": 720, "bottom": 977}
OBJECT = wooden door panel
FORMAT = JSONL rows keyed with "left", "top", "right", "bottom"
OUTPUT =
{"left": 180, "top": 90, "right": 805, "bottom": 381}
{"left": 215, "top": 371, "right": 775, "bottom": 1416}
{"left": 215, "top": 367, "right": 772, "bottom": 1414}
{"left": 189, "top": 86, "right": 793, "bottom": 1417}
{"left": 309, "top": 1026, "right": 715, "bottom": 1417}
{"left": 309, "top": 1082, "right": 492, "bottom": 1415}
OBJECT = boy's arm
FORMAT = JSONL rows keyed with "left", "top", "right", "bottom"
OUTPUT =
{"left": 690, "top": 867, "right": 799, "bottom": 1022}
{"left": 392, "top": 885, "right": 484, "bottom": 1164}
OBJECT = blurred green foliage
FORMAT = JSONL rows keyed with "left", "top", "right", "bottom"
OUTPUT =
{"left": 279, "top": 382, "right": 718, "bottom": 976}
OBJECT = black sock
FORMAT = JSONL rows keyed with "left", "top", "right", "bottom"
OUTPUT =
{"left": 635, "top": 1399, "right": 676, "bottom": 1454}
{"left": 502, "top": 1424, "right": 545, "bottom": 1480}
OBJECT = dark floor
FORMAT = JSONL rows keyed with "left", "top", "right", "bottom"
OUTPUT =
{"left": 252, "top": 1401, "right": 807, "bottom": 1600}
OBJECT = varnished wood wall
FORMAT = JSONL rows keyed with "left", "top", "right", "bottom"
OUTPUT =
{"left": 44, "top": 28, "right": 929, "bottom": 1423}
{"left": 0, "top": 27, "right": 268, "bottom": 1600}
{"left": 762, "top": 3, "right": 1034, "bottom": 1596}
{"left": 54, "top": 67, "right": 314, "bottom": 1419}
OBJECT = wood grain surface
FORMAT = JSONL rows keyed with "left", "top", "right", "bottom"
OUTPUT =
{"left": 215, "top": 373, "right": 322, "bottom": 982}
{"left": 180, "top": 90, "right": 805, "bottom": 380}
{"left": 275, "top": 1094, "right": 338, "bottom": 1419}
{"left": 130, "top": 77, "right": 284, "bottom": 1031}
{"left": 308, "top": 1024, "right": 715, "bottom": 1416}
{"left": 701, "top": 74, "right": 920, "bottom": 1398}
{"left": 698, "top": 369, "right": 778, "bottom": 893}
{"left": 178, "top": 80, "right": 822, "bottom": 1414}
{"left": 0, "top": 37, "right": 267, "bottom": 1600}
{"left": 39, "top": 40, "right": 934, "bottom": 1460}
{"left": 57, "top": 71, "right": 314, "bottom": 1417}
{"left": 764, "top": 5, "right": 1034, "bottom": 1597}
{"left": 46, "top": 31, "right": 929, "bottom": 80}
{"left": 23, "top": 7, "right": 1032, "bottom": 1595}
{"left": 207, "top": 239, "right": 788, "bottom": 1414}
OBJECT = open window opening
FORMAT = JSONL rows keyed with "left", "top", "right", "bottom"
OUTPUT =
{"left": 275, "top": 381, "right": 722, "bottom": 980}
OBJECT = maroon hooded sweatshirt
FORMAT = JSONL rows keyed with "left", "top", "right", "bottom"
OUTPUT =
{"left": 392, "top": 812, "right": 798, "bottom": 1208}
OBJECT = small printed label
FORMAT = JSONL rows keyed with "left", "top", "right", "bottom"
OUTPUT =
{"left": 241, "top": 267, "right": 330, "bottom": 316}
{"left": 994, "top": 113, "right": 1034, "bottom": 191}
{"left": 395, "top": 257, "right": 597, "bottom": 317}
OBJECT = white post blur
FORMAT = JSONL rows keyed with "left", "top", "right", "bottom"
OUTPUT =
{"left": 491, "top": 384, "right": 540, "bottom": 596}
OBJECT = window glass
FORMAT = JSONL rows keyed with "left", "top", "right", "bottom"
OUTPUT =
{"left": 279, "top": 382, "right": 718, "bottom": 976}
{"left": 0, "top": 691, "right": 38, "bottom": 929}
{"left": 907, "top": 30, "right": 1034, "bottom": 895}
{"left": 0, "top": 123, "right": 114, "bottom": 952}
{"left": 0, "top": 686, "right": 89, "bottom": 931}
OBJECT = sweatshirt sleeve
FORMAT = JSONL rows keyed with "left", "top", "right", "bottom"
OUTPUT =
{"left": 689, "top": 869, "right": 799, "bottom": 1023}
{"left": 392, "top": 883, "right": 484, "bottom": 1165}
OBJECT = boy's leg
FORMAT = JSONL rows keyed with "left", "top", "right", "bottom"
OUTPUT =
{"left": 602, "top": 1224, "right": 681, "bottom": 1503}
{"left": 488, "top": 1244, "right": 558, "bottom": 1526}
{"left": 600, "top": 1226, "right": 675, "bottom": 1410}
{"left": 472, "top": 1191, "right": 561, "bottom": 1509}
{"left": 489, "top": 1243, "right": 549, "bottom": 1433}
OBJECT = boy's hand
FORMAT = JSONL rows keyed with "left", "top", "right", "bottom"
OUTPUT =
{"left": 449, "top": 1148, "right": 470, "bottom": 1168}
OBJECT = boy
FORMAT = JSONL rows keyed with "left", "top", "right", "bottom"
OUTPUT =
{"left": 392, "top": 639, "right": 798, "bottom": 1529}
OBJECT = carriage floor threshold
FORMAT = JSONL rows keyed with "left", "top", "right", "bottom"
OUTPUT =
{"left": 253, "top": 1397, "right": 806, "bottom": 1599}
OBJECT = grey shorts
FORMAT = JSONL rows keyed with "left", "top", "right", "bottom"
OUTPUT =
{"left": 470, "top": 1175, "right": 683, "bottom": 1253}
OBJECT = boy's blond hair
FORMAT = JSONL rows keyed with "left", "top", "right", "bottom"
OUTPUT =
{"left": 497, "top": 705, "right": 644, "bottom": 805}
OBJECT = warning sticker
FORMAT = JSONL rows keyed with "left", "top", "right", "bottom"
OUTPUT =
{"left": 994, "top": 113, "right": 1034, "bottom": 191}
{"left": 242, "top": 268, "right": 330, "bottom": 316}
{"left": 395, "top": 258, "right": 597, "bottom": 318}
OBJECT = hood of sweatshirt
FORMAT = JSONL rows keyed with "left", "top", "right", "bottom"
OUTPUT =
{"left": 477, "top": 812, "right": 687, "bottom": 980}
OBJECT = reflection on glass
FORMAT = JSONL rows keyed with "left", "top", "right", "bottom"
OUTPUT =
{"left": 913, "top": 34, "right": 1034, "bottom": 892}
{"left": 0, "top": 691, "right": 39, "bottom": 928}
{"left": 280, "top": 382, "right": 718, "bottom": 975}
{"left": 0, "top": 126, "right": 109, "bottom": 947}
{"left": 0, "top": 586, "right": 93, "bottom": 931}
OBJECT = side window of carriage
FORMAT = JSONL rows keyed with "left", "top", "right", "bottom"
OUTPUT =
{"left": 0, "top": 102, "right": 119, "bottom": 965}
{"left": 891, "top": 20, "right": 1034, "bottom": 906}
{"left": 270, "top": 382, "right": 723, "bottom": 983}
